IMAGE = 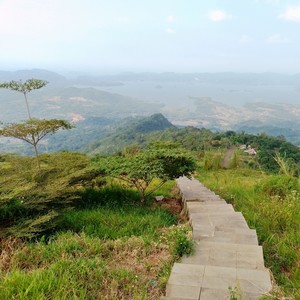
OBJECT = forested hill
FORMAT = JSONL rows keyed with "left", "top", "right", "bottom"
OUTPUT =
{"left": 85, "top": 115, "right": 300, "bottom": 174}
{"left": 86, "top": 113, "right": 175, "bottom": 154}
{"left": 1, "top": 109, "right": 299, "bottom": 175}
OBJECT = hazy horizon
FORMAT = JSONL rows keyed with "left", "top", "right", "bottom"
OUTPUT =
{"left": 1, "top": 68, "right": 299, "bottom": 108}
{"left": 1, "top": 1, "right": 300, "bottom": 73}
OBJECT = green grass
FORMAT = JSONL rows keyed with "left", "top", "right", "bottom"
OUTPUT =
{"left": 0, "top": 233, "right": 153, "bottom": 299}
{"left": 0, "top": 152, "right": 194, "bottom": 299}
{"left": 151, "top": 179, "right": 177, "bottom": 198}
{"left": 57, "top": 206, "right": 177, "bottom": 240}
{"left": 1, "top": 224, "right": 192, "bottom": 299}
{"left": 0, "top": 158, "right": 192, "bottom": 299}
{"left": 197, "top": 168, "right": 300, "bottom": 298}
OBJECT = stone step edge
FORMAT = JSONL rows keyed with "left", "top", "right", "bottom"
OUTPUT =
{"left": 166, "top": 263, "right": 272, "bottom": 298}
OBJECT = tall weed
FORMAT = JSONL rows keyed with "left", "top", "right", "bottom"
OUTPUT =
{"left": 203, "top": 151, "right": 223, "bottom": 170}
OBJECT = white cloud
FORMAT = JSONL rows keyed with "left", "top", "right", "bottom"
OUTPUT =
{"left": 266, "top": 33, "right": 291, "bottom": 44}
{"left": 209, "top": 10, "right": 232, "bottom": 22}
{"left": 279, "top": 6, "right": 300, "bottom": 22}
{"left": 167, "top": 15, "right": 175, "bottom": 23}
{"left": 166, "top": 28, "right": 176, "bottom": 34}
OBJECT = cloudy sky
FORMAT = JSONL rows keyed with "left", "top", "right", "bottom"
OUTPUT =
{"left": 0, "top": 0, "right": 299, "bottom": 73}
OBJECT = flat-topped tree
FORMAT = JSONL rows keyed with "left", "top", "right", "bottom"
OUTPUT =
{"left": 98, "top": 142, "right": 196, "bottom": 201}
{"left": 0, "top": 79, "right": 48, "bottom": 119}
{"left": 0, "top": 119, "right": 73, "bottom": 169}
{"left": 0, "top": 78, "right": 73, "bottom": 169}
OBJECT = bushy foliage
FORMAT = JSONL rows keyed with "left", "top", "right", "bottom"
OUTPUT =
{"left": 96, "top": 142, "right": 196, "bottom": 201}
{"left": 258, "top": 175, "right": 299, "bottom": 198}
{"left": 226, "top": 132, "right": 300, "bottom": 173}
{"left": 0, "top": 152, "right": 102, "bottom": 238}
{"left": 203, "top": 151, "right": 223, "bottom": 170}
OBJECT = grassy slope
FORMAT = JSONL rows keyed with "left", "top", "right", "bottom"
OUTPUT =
{"left": 197, "top": 168, "right": 300, "bottom": 299}
{"left": 0, "top": 194, "right": 192, "bottom": 300}
{"left": 0, "top": 153, "right": 193, "bottom": 299}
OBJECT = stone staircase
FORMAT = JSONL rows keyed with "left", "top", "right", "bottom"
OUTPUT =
{"left": 163, "top": 177, "right": 272, "bottom": 300}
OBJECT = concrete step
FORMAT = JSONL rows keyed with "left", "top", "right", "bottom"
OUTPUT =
{"left": 186, "top": 194, "right": 227, "bottom": 205}
{"left": 166, "top": 177, "right": 273, "bottom": 299}
{"left": 191, "top": 212, "right": 250, "bottom": 229}
{"left": 185, "top": 195, "right": 227, "bottom": 206}
{"left": 183, "top": 193, "right": 225, "bottom": 203}
{"left": 187, "top": 203, "right": 234, "bottom": 213}
{"left": 186, "top": 204, "right": 234, "bottom": 219}
{"left": 193, "top": 229, "right": 258, "bottom": 245}
{"left": 192, "top": 225, "right": 257, "bottom": 236}
{"left": 215, "top": 226, "right": 257, "bottom": 235}
{"left": 191, "top": 225, "right": 256, "bottom": 241}
{"left": 182, "top": 241, "right": 265, "bottom": 270}
{"left": 166, "top": 263, "right": 271, "bottom": 300}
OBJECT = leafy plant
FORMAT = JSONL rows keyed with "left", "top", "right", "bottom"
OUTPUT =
{"left": 259, "top": 175, "right": 299, "bottom": 198}
{"left": 228, "top": 284, "right": 241, "bottom": 300}
{"left": 97, "top": 143, "right": 196, "bottom": 201}
{"left": 0, "top": 153, "right": 101, "bottom": 238}
{"left": 274, "top": 152, "right": 299, "bottom": 177}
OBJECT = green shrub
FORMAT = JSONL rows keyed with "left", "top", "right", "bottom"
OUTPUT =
{"left": 258, "top": 175, "right": 300, "bottom": 198}
{"left": 203, "top": 151, "right": 223, "bottom": 170}
{"left": 164, "top": 225, "right": 194, "bottom": 258}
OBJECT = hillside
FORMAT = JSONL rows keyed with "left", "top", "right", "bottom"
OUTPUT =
{"left": 1, "top": 107, "right": 300, "bottom": 298}
{"left": 87, "top": 113, "right": 175, "bottom": 154}
{"left": 2, "top": 109, "right": 299, "bottom": 176}
{"left": 0, "top": 69, "right": 161, "bottom": 123}
{"left": 89, "top": 120, "right": 300, "bottom": 174}
{"left": 1, "top": 69, "right": 300, "bottom": 149}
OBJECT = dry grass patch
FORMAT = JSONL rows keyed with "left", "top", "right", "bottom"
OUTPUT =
{"left": 0, "top": 223, "right": 192, "bottom": 300}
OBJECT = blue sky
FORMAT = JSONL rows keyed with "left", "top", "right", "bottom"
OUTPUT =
{"left": 0, "top": 0, "right": 299, "bottom": 73}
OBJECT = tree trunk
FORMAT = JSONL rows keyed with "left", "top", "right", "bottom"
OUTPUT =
{"left": 33, "top": 140, "right": 40, "bottom": 169}
{"left": 140, "top": 189, "right": 146, "bottom": 202}
{"left": 23, "top": 92, "right": 32, "bottom": 120}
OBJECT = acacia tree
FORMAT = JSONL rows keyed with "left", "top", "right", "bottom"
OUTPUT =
{"left": 0, "top": 79, "right": 48, "bottom": 119}
{"left": 0, "top": 78, "right": 73, "bottom": 169}
{"left": 99, "top": 143, "right": 196, "bottom": 201}
{"left": 0, "top": 119, "right": 72, "bottom": 168}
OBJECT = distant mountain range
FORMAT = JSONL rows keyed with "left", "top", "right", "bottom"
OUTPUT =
{"left": 0, "top": 69, "right": 160, "bottom": 122}
{"left": 167, "top": 97, "right": 300, "bottom": 145}
{"left": 0, "top": 69, "right": 299, "bottom": 150}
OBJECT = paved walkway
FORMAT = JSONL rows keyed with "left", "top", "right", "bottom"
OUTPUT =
{"left": 163, "top": 177, "right": 272, "bottom": 300}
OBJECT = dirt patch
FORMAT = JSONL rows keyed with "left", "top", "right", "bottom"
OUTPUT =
{"left": 153, "top": 197, "right": 189, "bottom": 222}
{"left": 0, "top": 237, "right": 24, "bottom": 272}
{"left": 222, "top": 147, "right": 235, "bottom": 168}
{"left": 159, "top": 198, "right": 182, "bottom": 215}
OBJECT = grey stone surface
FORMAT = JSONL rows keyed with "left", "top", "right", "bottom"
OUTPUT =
{"left": 194, "top": 230, "right": 258, "bottom": 245}
{"left": 166, "top": 284, "right": 201, "bottom": 299}
{"left": 165, "top": 177, "right": 272, "bottom": 299}
{"left": 199, "top": 288, "right": 231, "bottom": 300}
{"left": 187, "top": 203, "right": 234, "bottom": 213}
